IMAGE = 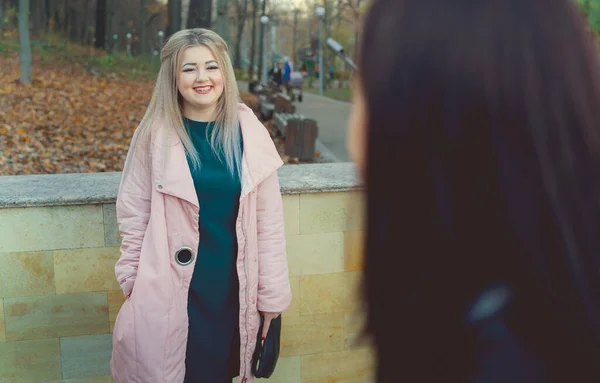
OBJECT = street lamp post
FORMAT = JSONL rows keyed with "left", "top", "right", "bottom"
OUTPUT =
{"left": 315, "top": 7, "right": 325, "bottom": 96}
{"left": 126, "top": 33, "right": 133, "bottom": 58}
{"left": 271, "top": 21, "right": 276, "bottom": 64}
{"left": 292, "top": 8, "right": 300, "bottom": 63}
{"left": 157, "top": 30, "right": 164, "bottom": 48}
{"left": 112, "top": 33, "right": 119, "bottom": 55}
{"left": 260, "top": 15, "right": 270, "bottom": 85}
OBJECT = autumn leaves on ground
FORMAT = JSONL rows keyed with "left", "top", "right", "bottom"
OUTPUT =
{"left": 0, "top": 34, "right": 263, "bottom": 176}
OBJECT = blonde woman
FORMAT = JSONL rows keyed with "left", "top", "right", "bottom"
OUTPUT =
{"left": 110, "top": 29, "right": 291, "bottom": 383}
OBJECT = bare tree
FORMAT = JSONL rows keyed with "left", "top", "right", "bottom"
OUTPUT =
{"left": 345, "top": 0, "right": 363, "bottom": 58}
{"left": 139, "top": 0, "right": 148, "bottom": 54}
{"left": 63, "top": 0, "right": 69, "bottom": 34}
{"left": 79, "top": 0, "right": 90, "bottom": 44}
{"left": 30, "top": 0, "right": 45, "bottom": 38}
{"left": 44, "top": 0, "right": 49, "bottom": 29}
{"left": 167, "top": 0, "right": 182, "bottom": 37}
{"left": 247, "top": 0, "right": 257, "bottom": 79}
{"left": 19, "top": 0, "right": 32, "bottom": 85}
{"left": 95, "top": 0, "right": 107, "bottom": 48}
{"left": 215, "top": 0, "right": 229, "bottom": 43}
{"left": 233, "top": 0, "right": 249, "bottom": 68}
{"left": 187, "top": 0, "right": 210, "bottom": 29}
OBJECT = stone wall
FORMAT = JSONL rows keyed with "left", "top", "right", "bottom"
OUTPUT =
{"left": 0, "top": 163, "right": 372, "bottom": 383}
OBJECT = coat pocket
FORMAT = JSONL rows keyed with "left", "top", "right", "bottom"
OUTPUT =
{"left": 111, "top": 298, "right": 138, "bottom": 380}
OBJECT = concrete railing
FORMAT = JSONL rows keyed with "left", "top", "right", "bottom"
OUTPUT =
{"left": 0, "top": 163, "right": 372, "bottom": 383}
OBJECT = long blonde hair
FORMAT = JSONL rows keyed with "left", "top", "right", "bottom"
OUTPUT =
{"left": 134, "top": 28, "right": 242, "bottom": 176}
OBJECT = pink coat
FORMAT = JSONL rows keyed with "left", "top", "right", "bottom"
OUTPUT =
{"left": 110, "top": 104, "right": 292, "bottom": 383}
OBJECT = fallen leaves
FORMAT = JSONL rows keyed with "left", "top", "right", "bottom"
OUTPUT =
{"left": 0, "top": 52, "right": 152, "bottom": 175}
{"left": 0, "top": 52, "right": 288, "bottom": 175}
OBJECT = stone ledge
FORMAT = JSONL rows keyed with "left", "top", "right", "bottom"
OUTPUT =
{"left": 0, "top": 163, "right": 362, "bottom": 208}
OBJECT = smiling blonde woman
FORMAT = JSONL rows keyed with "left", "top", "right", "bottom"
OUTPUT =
{"left": 109, "top": 28, "right": 291, "bottom": 383}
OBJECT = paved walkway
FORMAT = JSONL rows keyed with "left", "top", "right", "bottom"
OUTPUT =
{"left": 239, "top": 82, "right": 352, "bottom": 162}
{"left": 294, "top": 91, "right": 352, "bottom": 162}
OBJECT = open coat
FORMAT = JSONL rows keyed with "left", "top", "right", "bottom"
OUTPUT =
{"left": 110, "top": 104, "right": 292, "bottom": 383}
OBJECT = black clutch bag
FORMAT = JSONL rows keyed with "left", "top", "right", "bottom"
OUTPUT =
{"left": 251, "top": 314, "right": 282, "bottom": 378}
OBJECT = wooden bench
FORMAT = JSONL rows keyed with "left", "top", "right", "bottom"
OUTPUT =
{"left": 273, "top": 93, "right": 296, "bottom": 114}
{"left": 273, "top": 113, "right": 318, "bottom": 161}
{"left": 259, "top": 94, "right": 275, "bottom": 120}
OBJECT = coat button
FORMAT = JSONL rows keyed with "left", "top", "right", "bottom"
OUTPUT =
{"left": 157, "top": 184, "right": 163, "bottom": 189}
{"left": 175, "top": 247, "right": 194, "bottom": 266}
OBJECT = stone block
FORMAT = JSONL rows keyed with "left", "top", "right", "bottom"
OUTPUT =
{"left": 0, "top": 205, "right": 104, "bottom": 253}
{"left": 0, "top": 301, "right": 5, "bottom": 342}
{"left": 286, "top": 277, "right": 300, "bottom": 317}
{"left": 103, "top": 204, "right": 121, "bottom": 247}
{"left": 280, "top": 312, "right": 344, "bottom": 357}
{"left": 286, "top": 233, "right": 344, "bottom": 276}
{"left": 0, "top": 251, "right": 54, "bottom": 298}
{"left": 60, "top": 334, "right": 113, "bottom": 379}
{"left": 299, "top": 272, "right": 361, "bottom": 315}
{"left": 301, "top": 348, "right": 374, "bottom": 383}
{"left": 4, "top": 292, "right": 109, "bottom": 341}
{"left": 54, "top": 247, "right": 120, "bottom": 294}
{"left": 344, "top": 231, "right": 364, "bottom": 272}
{"left": 299, "top": 192, "right": 363, "bottom": 234}
{"left": 0, "top": 339, "right": 61, "bottom": 381}
{"left": 283, "top": 195, "right": 300, "bottom": 235}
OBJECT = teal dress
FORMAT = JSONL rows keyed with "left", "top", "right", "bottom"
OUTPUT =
{"left": 183, "top": 118, "right": 243, "bottom": 383}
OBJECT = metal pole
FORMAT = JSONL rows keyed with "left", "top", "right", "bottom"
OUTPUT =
{"left": 318, "top": 17, "right": 324, "bottom": 96}
{"left": 271, "top": 23, "right": 276, "bottom": 61}
{"left": 292, "top": 9, "right": 299, "bottom": 63}
{"left": 262, "top": 23, "right": 268, "bottom": 85}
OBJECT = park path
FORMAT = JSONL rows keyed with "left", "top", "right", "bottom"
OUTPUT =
{"left": 293, "top": 91, "right": 352, "bottom": 162}
{"left": 239, "top": 82, "right": 353, "bottom": 162}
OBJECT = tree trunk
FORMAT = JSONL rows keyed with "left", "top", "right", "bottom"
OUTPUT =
{"left": 19, "top": 0, "right": 32, "bottom": 84}
{"left": 106, "top": 0, "right": 114, "bottom": 51}
{"left": 11, "top": 0, "right": 19, "bottom": 26}
{"left": 233, "top": 26, "right": 243, "bottom": 69}
{"left": 323, "top": 0, "right": 332, "bottom": 88}
{"left": 95, "top": 0, "right": 106, "bottom": 48}
{"left": 30, "top": 0, "right": 43, "bottom": 38}
{"left": 247, "top": 0, "right": 257, "bottom": 80}
{"left": 139, "top": 0, "right": 147, "bottom": 55}
{"left": 215, "top": 0, "right": 228, "bottom": 42}
{"left": 167, "top": 0, "right": 182, "bottom": 37}
{"left": 233, "top": 0, "right": 248, "bottom": 69}
{"left": 63, "top": 0, "right": 69, "bottom": 34}
{"left": 69, "top": 5, "right": 77, "bottom": 40}
{"left": 79, "top": 0, "right": 89, "bottom": 44}
{"left": 187, "top": 0, "right": 211, "bottom": 29}
{"left": 181, "top": 0, "right": 189, "bottom": 29}
{"left": 44, "top": 0, "right": 49, "bottom": 29}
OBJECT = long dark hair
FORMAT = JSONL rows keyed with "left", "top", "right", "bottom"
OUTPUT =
{"left": 359, "top": 0, "right": 600, "bottom": 381}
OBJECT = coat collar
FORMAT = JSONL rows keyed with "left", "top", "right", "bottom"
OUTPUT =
{"left": 153, "top": 104, "right": 283, "bottom": 208}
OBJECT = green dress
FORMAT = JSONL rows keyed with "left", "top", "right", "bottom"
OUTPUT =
{"left": 183, "top": 118, "right": 243, "bottom": 383}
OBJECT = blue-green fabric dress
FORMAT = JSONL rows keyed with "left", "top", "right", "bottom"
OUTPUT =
{"left": 183, "top": 118, "right": 243, "bottom": 383}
